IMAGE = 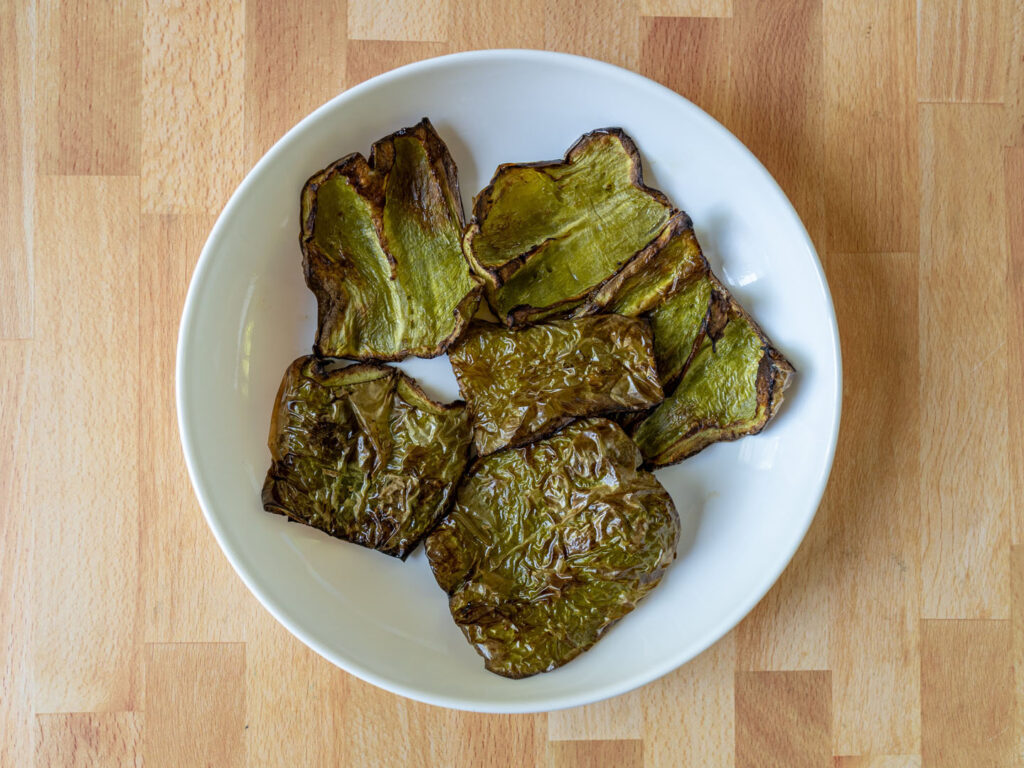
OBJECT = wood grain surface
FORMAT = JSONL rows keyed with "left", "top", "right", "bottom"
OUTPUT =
{"left": 2, "top": 0, "right": 1022, "bottom": 765}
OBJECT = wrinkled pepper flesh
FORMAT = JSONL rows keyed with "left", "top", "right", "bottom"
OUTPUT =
{"left": 425, "top": 418, "right": 679, "bottom": 678}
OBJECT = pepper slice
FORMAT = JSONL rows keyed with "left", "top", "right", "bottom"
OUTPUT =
{"left": 426, "top": 418, "right": 679, "bottom": 679}
{"left": 631, "top": 284, "right": 794, "bottom": 467}
{"left": 463, "top": 128, "right": 676, "bottom": 326}
{"left": 262, "top": 357, "right": 472, "bottom": 559}
{"left": 448, "top": 315, "right": 664, "bottom": 456}
{"left": 301, "top": 118, "right": 482, "bottom": 360}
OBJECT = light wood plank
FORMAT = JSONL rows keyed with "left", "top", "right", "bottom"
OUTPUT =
{"left": 736, "top": 509, "right": 829, "bottom": 671}
{"left": 1006, "top": 147, "right": 1024, "bottom": 546}
{"left": 348, "top": 0, "right": 450, "bottom": 43}
{"left": 1009, "top": 0, "right": 1024, "bottom": 144}
{"left": 734, "top": 671, "right": 831, "bottom": 768}
{"left": 35, "top": 713, "right": 142, "bottom": 768}
{"left": 141, "top": 0, "right": 244, "bottom": 214}
{"left": 450, "top": 0, "right": 545, "bottom": 50}
{"left": 30, "top": 176, "right": 141, "bottom": 713}
{"left": 642, "top": 632, "right": 735, "bottom": 767}
{"left": 918, "top": 0, "right": 1009, "bottom": 103}
{"left": 638, "top": 0, "right": 732, "bottom": 16}
{"left": 824, "top": 253, "right": 920, "bottom": 755}
{"left": 639, "top": 17, "right": 732, "bottom": 126}
{"left": 244, "top": 614, "right": 344, "bottom": 767}
{"left": 244, "top": 0, "right": 348, "bottom": 164}
{"left": 1014, "top": 547, "right": 1024, "bottom": 768}
{"left": 833, "top": 758, "right": 922, "bottom": 768}
{"left": 36, "top": 0, "right": 141, "bottom": 175}
{"left": 0, "top": 1, "right": 34, "bottom": 339}
{"left": 143, "top": 643, "right": 245, "bottom": 768}
{"left": 824, "top": 0, "right": 918, "bottom": 252}
{"left": 920, "top": 620, "right": 1014, "bottom": 768}
{"left": 544, "top": 0, "right": 640, "bottom": 71}
{"left": 548, "top": 739, "right": 642, "bottom": 768}
{"left": 0, "top": 342, "right": 33, "bottom": 767}
{"left": 346, "top": 41, "right": 450, "bottom": 87}
{"left": 139, "top": 215, "right": 256, "bottom": 643}
{"left": 335, "top": 675, "right": 544, "bottom": 767}
{"left": 548, "top": 688, "right": 643, "bottom": 740}
{"left": 919, "top": 104, "right": 1011, "bottom": 619}
{"left": 729, "top": 0, "right": 825, "bottom": 247}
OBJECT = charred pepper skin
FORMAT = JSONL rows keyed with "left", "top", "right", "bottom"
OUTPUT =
{"left": 426, "top": 418, "right": 679, "bottom": 679}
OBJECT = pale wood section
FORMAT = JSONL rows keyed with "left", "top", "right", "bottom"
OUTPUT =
{"left": 919, "top": 105, "right": 1011, "bottom": 619}
{"left": 1009, "top": 0, "right": 1024, "bottom": 144}
{"left": 824, "top": 0, "right": 918, "bottom": 252}
{"left": 920, "top": 620, "right": 1014, "bottom": 768}
{"left": 450, "top": 0, "right": 545, "bottom": 49}
{"left": 143, "top": 644, "right": 246, "bottom": 768}
{"left": 548, "top": 687, "right": 643, "bottom": 740}
{"left": 729, "top": 0, "right": 825, "bottom": 248}
{"left": 734, "top": 671, "right": 831, "bottom": 768}
{"left": 348, "top": 0, "right": 451, "bottom": 42}
{"left": 334, "top": 674, "right": 544, "bottom": 767}
{"left": 29, "top": 176, "right": 141, "bottom": 713}
{"left": 642, "top": 633, "right": 735, "bottom": 767}
{"left": 1014, "top": 547, "right": 1024, "bottom": 768}
{"left": 36, "top": 0, "right": 141, "bottom": 175}
{"left": 347, "top": 41, "right": 451, "bottom": 86}
{"left": 35, "top": 713, "right": 142, "bottom": 768}
{"left": 0, "top": 343, "right": 33, "bottom": 767}
{"left": 639, "top": 0, "right": 732, "bottom": 17}
{"left": 918, "top": 0, "right": 1009, "bottom": 103}
{"left": 544, "top": 0, "right": 640, "bottom": 71}
{"left": 825, "top": 253, "right": 920, "bottom": 755}
{"left": 141, "top": 0, "right": 244, "bottom": 214}
{"left": 244, "top": 1, "right": 348, "bottom": 164}
{"left": 1006, "top": 148, "right": 1024, "bottom": 545}
{"left": 139, "top": 215, "right": 256, "bottom": 643}
{"left": 548, "top": 739, "right": 642, "bottom": 768}
{"left": 0, "top": 1, "right": 34, "bottom": 339}
{"left": 640, "top": 17, "right": 733, "bottom": 127}
{"left": 833, "top": 758, "right": 922, "bottom": 768}
{"left": 244, "top": 615, "right": 345, "bottom": 768}
{"left": 736, "top": 510, "right": 829, "bottom": 671}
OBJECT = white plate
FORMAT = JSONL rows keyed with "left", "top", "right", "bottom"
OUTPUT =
{"left": 177, "top": 50, "right": 841, "bottom": 713}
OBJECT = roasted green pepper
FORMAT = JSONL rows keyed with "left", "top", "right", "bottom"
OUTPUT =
{"left": 463, "top": 128, "right": 676, "bottom": 326}
{"left": 632, "top": 285, "right": 794, "bottom": 467}
{"left": 301, "top": 118, "right": 482, "bottom": 360}
{"left": 425, "top": 418, "right": 679, "bottom": 678}
{"left": 262, "top": 357, "right": 472, "bottom": 559}
{"left": 448, "top": 315, "right": 664, "bottom": 456}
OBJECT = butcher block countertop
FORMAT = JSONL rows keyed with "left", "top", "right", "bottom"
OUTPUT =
{"left": 3, "top": 1, "right": 1023, "bottom": 766}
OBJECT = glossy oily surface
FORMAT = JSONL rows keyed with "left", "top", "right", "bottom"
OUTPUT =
{"left": 425, "top": 419, "right": 679, "bottom": 679}
{"left": 464, "top": 128, "right": 674, "bottom": 325}
{"left": 301, "top": 119, "right": 481, "bottom": 360}
{"left": 177, "top": 50, "right": 841, "bottom": 713}
{"left": 449, "top": 315, "right": 663, "bottom": 456}
{"left": 262, "top": 357, "right": 471, "bottom": 559}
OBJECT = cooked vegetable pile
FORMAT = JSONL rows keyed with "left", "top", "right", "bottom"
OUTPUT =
{"left": 263, "top": 118, "right": 794, "bottom": 678}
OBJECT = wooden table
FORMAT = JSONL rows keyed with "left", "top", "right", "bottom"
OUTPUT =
{"left": 3, "top": 1, "right": 1022, "bottom": 765}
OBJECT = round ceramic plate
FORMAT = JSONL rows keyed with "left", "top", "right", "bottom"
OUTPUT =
{"left": 177, "top": 50, "right": 841, "bottom": 713}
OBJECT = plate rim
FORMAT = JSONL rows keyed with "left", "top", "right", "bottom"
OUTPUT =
{"left": 176, "top": 48, "right": 843, "bottom": 713}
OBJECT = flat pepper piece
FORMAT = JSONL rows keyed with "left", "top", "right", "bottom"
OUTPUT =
{"left": 425, "top": 418, "right": 679, "bottom": 679}
{"left": 301, "top": 118, "right": 482, "bottom": 360}
{"left": 463, "top": 128, "right": 676, "bottom": 326}
{"left": 262, "top": 357, "right": 472, "bottom": 559}
{"left": 448, "top": 315, "right": 664, "bottom": 456}
{"left": 632, "top": 284, "right": 794, "bottom": 467}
